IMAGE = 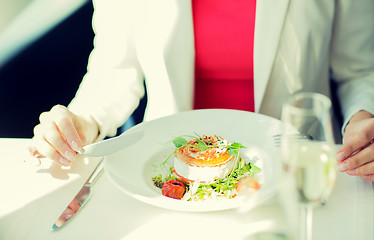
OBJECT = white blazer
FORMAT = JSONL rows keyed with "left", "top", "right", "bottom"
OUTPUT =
{"left": 69, "top": 0, "right": 374, "bottom": 140}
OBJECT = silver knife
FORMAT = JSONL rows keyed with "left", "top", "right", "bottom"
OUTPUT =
{"left": 52, "top": 158, "right": 104, "bottom": 230}
{"left": 51, "top": 130, "right": 144, "bottom": 230}
{"left": 78, "top": 130, "right": 144, "bottom": 157}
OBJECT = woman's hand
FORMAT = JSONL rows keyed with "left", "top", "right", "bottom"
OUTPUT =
{"left": 336, "top": 111, "right": 374, "bottom": 181}
{"left": 29, "top": 105, "right": 99, "bottom": 166}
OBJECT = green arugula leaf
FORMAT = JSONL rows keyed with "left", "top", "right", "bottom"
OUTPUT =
{"left": 227, "top": 142, "right": 246, "bottom": 156}
{"left": 172, "top": 137, "right": 187, "bottom": 148}
{"left": 197, "top": 140, "right": 209, "bottom": 151}
{"left": 250, "top": 165, "right": 261, "bottom": 175}
{"left": 227, "top": 148, "right": 238, "bottom": 156}
{"left": 231, "top": 142, "right": 245, "bottom": 149}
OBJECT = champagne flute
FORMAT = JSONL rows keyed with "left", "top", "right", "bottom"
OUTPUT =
{"left": 279, "top": 92, "right": 336, "bottom": 240}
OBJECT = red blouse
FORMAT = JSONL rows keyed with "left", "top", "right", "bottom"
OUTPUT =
{"left": 192, "top": 0, "right": 256, "bottom": 112}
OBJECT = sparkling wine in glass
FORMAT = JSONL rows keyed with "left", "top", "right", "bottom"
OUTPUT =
{"left": 280, "top": 92, "right": 336, "bottom": 240}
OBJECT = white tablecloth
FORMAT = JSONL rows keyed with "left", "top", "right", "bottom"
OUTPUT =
{"left": 1, "top": 138, "right": 373, "bottom": 240}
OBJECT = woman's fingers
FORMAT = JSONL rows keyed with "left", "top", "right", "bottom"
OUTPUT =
{"left": 41, "top": 105, "right": 83, "bottom": 152}
{"left": 336, "top": 142, "right": 374, "bottom": 182}
{"left": 32, "top": 134, "right": 71, "bottom": 166}
{"left": 31, "top": 105, "right": 83, "bottom": 166}
{"left": 336, "top": 113, "right": 374, "bottom": 182}
{"left": 336, "top": 135, "right": 373, "bottom": 164}
{"left": 337, "top": 142, "right": 374, "bottom": 169}
{"left": 347, "top": 161, "right": 374, "bottom": 182}
{"left": 29, "top": 105, "right": 100, "bottom": 166}
{"left": 337, "top": 114, "right": 374, "bottom": 163}
{"left": 361, "top": 174, "right": 374, "bottom": 182}
{"left": 45, "top": 121, "right": 76, "bottom": 164}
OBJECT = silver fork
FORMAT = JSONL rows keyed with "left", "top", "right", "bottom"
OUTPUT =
{"left": 272, "top": 133, "right": 311, "bottom": 148}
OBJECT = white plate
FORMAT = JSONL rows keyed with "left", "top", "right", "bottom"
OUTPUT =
{"left": 104, "top": 109, "right": 283, "bottom": 212}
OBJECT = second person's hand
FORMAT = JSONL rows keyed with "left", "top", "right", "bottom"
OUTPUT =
{"left": 336, "top": 111, "right": 374, "bottom": 182}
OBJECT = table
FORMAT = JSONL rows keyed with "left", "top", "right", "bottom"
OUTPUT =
{"left": 1, "top": 138, "right": 373, "bottom": 240}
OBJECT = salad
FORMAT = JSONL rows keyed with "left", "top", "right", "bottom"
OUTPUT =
{"left": 152, "top": 133, "right": 261, "bottom": 201}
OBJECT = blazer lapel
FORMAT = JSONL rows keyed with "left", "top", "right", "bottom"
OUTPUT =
{"left": 162, "top": 0, "right": 195, "bottom": 111}
{"left": 141, "top": 0, "right": 290, "bottom": 113}
{"left": 136, "top": 0, "right": 195, "bottom": 116}
{"left": 254, "top": 0, "right": 290, "bottom": 111}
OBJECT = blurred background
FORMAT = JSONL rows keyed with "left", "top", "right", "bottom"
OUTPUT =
{"left": 0, "top": 0, "right": 340, "bottom": 139}
{"left": 0, "top": 0, "right": 146, "bottom": 138}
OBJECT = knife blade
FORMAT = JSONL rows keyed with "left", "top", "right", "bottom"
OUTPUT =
{"left": 52, "top": 158, "right": 104, "bottom": 231}
{"left": 51, "top": 129, "right": 144, "bottom": 230}
{"left": 78, "top": 130, "right": 144, "bottom": 157}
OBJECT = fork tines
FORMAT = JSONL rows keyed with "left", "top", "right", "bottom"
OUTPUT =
{"left": 273, "top": 134, "right": 309, "bottom": 147}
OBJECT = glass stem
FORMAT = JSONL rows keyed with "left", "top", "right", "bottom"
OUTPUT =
{"left": 300, "top": 205, "right": 313, "bottom": 240}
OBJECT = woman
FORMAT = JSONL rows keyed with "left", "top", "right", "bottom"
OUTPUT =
{"left": 30, "top": 0, "right": 374, "bottom": 181}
